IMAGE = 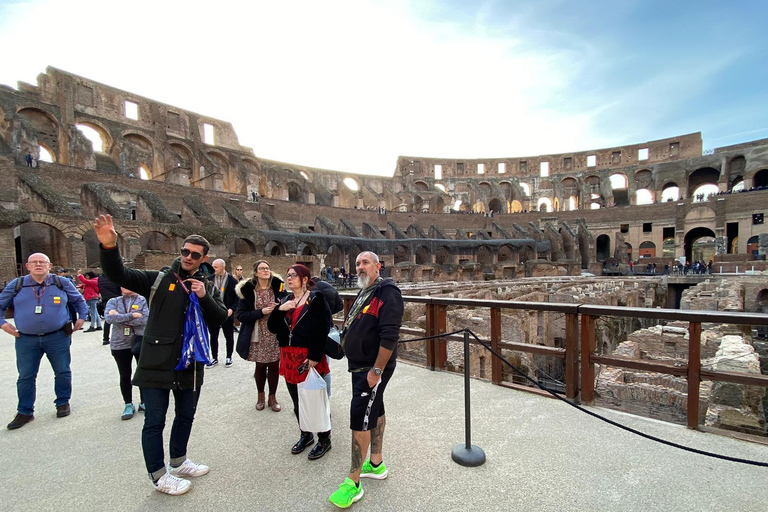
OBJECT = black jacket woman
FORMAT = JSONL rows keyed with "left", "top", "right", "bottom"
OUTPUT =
{"left": 235, "top": 261, "right": 286, "bottom": 411}
{"left": 267, "top": 263, "right": 332, "bottom": 460}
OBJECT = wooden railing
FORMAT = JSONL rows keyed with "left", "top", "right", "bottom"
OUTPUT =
{"left": 340, "top": 293, "right": 768, "bottom": 431}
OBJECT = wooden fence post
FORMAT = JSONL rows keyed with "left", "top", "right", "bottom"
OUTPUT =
{"left": 490, "top": 307, "right": 502, "bottom": 385}
{"left": 687, "top": 321, "right": 702, "bottom": 430}
{"left": 565, "top": 313, "right": 579, "bottom": 400}
{"left": 580, "top": 314, "right": 596, "bottom": 404}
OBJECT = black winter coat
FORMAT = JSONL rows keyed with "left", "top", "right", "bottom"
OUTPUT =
{"left": 100, "top": 246, "right": 228, "bottom": 389}
{"left": 267, "top": 290, "right": 331, "bottom": 363}
{"left": 343, "top": 278, "right": 403, "bottom": 371}
{"left": 235, "top": 276, "right": 286, "bottom": 355}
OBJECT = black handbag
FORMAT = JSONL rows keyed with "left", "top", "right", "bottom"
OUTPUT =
{"left": 131, "top": 335, "right": 143, "bottom": 356}
{"left": 325, "top": 326, "right": 344, "bottom": 360}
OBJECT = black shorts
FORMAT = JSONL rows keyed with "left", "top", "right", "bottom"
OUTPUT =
{"left": 349, "top": 366, "right": 395, "bottom": 431}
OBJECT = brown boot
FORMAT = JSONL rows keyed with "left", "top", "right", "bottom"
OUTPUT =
{"left": 256, "top": 392, "right": 266, "bottom": 411}
{"left": 268, "top": 394, "right": 281, "bottom": 412}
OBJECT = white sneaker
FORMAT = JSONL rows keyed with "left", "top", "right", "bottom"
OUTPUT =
{"left": 153, "top": 472, "right": 191, "bottom": 495}
{"left": 225, "top": 358, "right": 233, "bottom": 368}
{"left": 168, "top": 459, "right": 210, "bottom": 477}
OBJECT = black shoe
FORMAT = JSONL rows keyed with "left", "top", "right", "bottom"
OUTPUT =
{"left": 56, "top": 403, "right": 71, "bottom": 418}
{"left": 102, "top": 340, "right": 110, "bottom": 345}
{"left": 7, "top": 413, "right": 34, "bottom": 430}
{"left": 308, "top": 437, "right": 332, "bottom": 460}
{"left": 84, "top": 328, "right": 96, "bottom": 333}
{"left": 291, "top": 433, "right": 315, "bottom": 454}
{"left": 95, "top": 327, "right": 102, "bottom": 331}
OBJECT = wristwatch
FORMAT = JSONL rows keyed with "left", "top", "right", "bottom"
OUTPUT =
{"left": 372, "top": 367, "right": 383, "bottom": 376}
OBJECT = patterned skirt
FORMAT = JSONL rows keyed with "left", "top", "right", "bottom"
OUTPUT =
{"left": 279, "top": 346, "right": 330, "bottom": 385}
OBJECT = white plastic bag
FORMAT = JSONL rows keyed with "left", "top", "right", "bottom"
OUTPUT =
{"left": 298, "top": 367, "right": 331, "bottom": 432}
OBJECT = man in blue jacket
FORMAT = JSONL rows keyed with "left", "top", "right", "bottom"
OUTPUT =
{"left": 0, "top": 253, "right": 87, "bottom": 430}
{"left": 329, "top": 251, "right": 403, "bottom": 508}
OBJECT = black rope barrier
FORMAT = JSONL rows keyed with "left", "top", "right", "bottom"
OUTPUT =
{"left": 399, "top": 327, "right": 768, "bottom": 468}
{"left": 463, "top": 328, "right": 768, "bottom": 468}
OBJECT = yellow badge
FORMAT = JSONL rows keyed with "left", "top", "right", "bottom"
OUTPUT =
{"left": 362, "top": 305, "right": 370, "bottom": 313}
{"left": 53, "top": 296, "right": 61, "bottom": 304}
{"left": 169, "top": 283, "right": 176, "bottom": 291}
{"left": 132, "top": 304, "right": 139, "bottom": 309}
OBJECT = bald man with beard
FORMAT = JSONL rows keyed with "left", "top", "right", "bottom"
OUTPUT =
{"left": 207, "top": 258, "right": 239, "bottom": 368}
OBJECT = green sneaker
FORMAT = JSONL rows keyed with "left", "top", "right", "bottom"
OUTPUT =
{"left": 360, "top": 459, "right": 388, "bottom": 480}
{"left": 329, "top": 478, "right": 364, "bottom": 508}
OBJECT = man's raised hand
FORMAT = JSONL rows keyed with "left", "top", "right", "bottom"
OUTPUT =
{"left": 93, "top": 214, "right": 118, "bottom": 248}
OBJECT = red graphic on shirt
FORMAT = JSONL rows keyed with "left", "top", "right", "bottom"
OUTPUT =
{"left": 364, "top": 297, "right": 383, "bottom": 318}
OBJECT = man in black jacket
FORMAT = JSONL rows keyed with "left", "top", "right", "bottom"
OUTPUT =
{"left": 207, "top": 259, "right": 238, "bottom": 368}
{"left": 329, "top": 251, "right": 403, "bottom": 509}
{"left": 94, "top": 214, "right": 227, "bottom": 496}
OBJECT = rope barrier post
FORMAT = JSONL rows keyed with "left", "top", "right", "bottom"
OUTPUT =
{"left": 452, "top": 328, "right": 486, "bottom": 467}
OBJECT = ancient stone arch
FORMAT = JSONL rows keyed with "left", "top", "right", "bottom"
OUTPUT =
{"left": 394, "top": 245, "right": 409, "bottom": 264}
{"left": 265, "top": 240, "right": 286, "bottom": 256}
{"left": 232, "top": 237, "right": 257, "bottom": 254}
{"left": 75, "top": 119, "right": 114, "bottom": 154}
{"left": 687, "top": 167, "right": 720, "bottom": 198}
{"left": 415, "top": 245, "right": 430, "bottom": 264}
{"left": 298, "top": 241, "right": 318, "bottom": 256}
{"left": 476, "top": 245, "right": 494, "bottom": 265}
{"left": 596, "top": 234, "right": 611, "bottom": 261}
{"left": 435, "top": 246, "right": 453, "bottom": 266}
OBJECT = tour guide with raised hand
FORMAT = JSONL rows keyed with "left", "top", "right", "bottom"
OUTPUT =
{"left": 93, "top": 214, "right": 228, "bottom": 496}
{"left": 0, "top": 253, "right": 87, "bottom": 430}
{"left": 329, "top": 251, "right": 404, "bottom": 509}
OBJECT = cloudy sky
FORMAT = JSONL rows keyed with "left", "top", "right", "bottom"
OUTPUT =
{"left": 1, "top": 0, "right": 766, "bottom": 176}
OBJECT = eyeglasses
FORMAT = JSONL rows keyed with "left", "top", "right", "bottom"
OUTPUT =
{"left": 285, "top": 273, "right": 298, "bottom": 279}
{"left": 28, "top": 260, "right": 50, "bottom": 266}
{"left": 180, "top": 248, "right": 203, "bottom": 260}
{"left": 257, "top": 267, "right": 270, "bottom": 272}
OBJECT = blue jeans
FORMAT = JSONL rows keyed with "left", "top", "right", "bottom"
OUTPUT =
{"left": 15, "top": 331, "right": 72, "bottom": 415}
{"left": 141, "top": 387, "right": 200, "bottom": 479}
{"left": 87, "top": 298, "right": 101, "bottom": 328}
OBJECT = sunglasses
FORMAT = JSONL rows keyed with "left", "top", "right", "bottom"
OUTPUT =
{"left": 236, "top": 268, "right": 243, "bottom": 271}
{"left": 180, "top": 248, "right": 204, "bottom": 260}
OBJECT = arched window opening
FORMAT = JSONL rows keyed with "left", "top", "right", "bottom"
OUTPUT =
{"left": 639, "top": 241, "right": 656, "bottom": 258}
{"left": 520, "top": 183, "right": 530, "bottom": 196}
{"left": 692, "top": 184, "right": 718, "bottom": 202}
{"left": 38, "top": 145, "right": 54, "bottom": 163}
{"left": 662, "top": 185, "right": 680, "bottom": 202}
{"left": 609, "top": 174, "right": 628, "bottom": 190}
{"left": 537, "top": 197, "right": 551, "bottom": 212}
{"left": 343, "top": 178, "right": 359, "bottom": 191}
{"left": 731, "top": 178, "right": 744, "bottom": 192}
{"left": 75, "top": 124, "right": 105, "bottom": 152}
{"left": 636, "top": 189, "right": 653, "bottom": 205}
{"left": 139, "top": 165, "right": 151, "bottom": 180}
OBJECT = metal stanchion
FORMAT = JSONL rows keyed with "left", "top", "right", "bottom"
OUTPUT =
{"left": 451, "top": 328, "right": 486, "bottom": 467}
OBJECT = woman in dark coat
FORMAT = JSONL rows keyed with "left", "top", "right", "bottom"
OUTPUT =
{"left": 267, "top": 264, "right": 332, "bottom": 460}
{"left": 235, "top": 261, "right": 285, "bottom": 412}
